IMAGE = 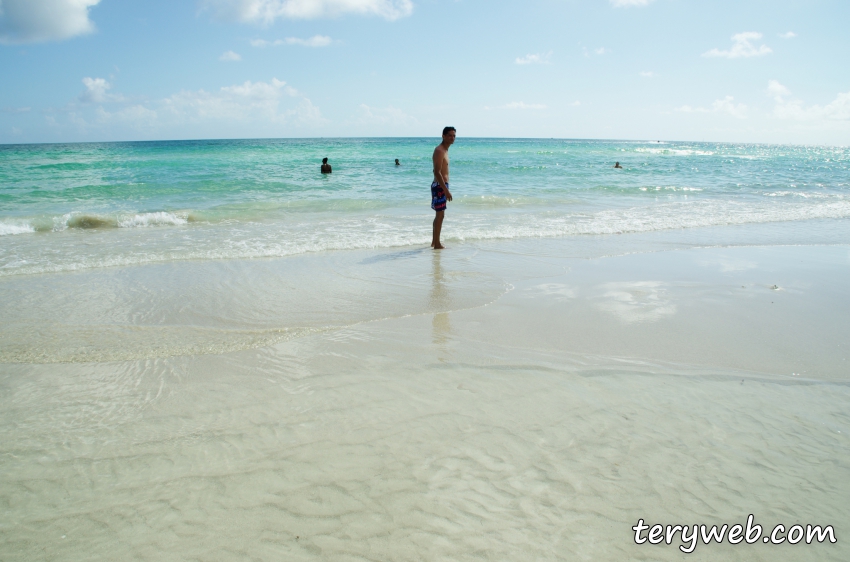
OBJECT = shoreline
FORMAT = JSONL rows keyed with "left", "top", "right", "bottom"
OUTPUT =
{"left": 2, "top": 219, "right": 849, "bottom": 372}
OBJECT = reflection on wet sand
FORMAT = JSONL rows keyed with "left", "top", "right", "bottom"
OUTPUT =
{"left": 429, "top": 251, "right": 452, "bottom": 347}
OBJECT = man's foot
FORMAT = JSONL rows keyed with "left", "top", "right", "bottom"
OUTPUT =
{"left": 433, "top": 244, "right": 445, "bottom": 250}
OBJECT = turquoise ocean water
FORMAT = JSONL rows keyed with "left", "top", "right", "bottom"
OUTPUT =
{"left": 1, "top": 138, "right": 848, "bottom": 276}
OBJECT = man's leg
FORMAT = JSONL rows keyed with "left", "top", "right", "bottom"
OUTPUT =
{"left": 432, "top": 210, "right": 445, "bottom": 249}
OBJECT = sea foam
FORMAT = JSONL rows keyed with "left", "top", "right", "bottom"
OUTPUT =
{"left": 0, "top": 221, "right": 35, "bottom": 236}
{"left": 50, "top": 211, "right": 192, "bottom": 231}
{"left": 2, "top": 198, "right": 849, "bottom": 277}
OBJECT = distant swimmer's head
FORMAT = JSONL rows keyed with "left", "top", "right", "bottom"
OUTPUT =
{"left": 614, "top": 161, "right": 623, "bottom": 168}
{"left": 395, "top": 159, "right": 400, "bottom": 165}
{"left": 322, "top": 157, "right": 328, "bottom": 164}
{"left": 442, "top": 126, "right": 456, "bottom": 145}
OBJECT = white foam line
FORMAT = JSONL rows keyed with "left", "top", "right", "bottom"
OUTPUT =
{"left": 2, "top": 200, "right": 849, "bottom": 276}
{"left": 0, "top": 221, "right": 35, "bottom": 236}
{"left": 117, "top": 212, "right": 189, "bottom": 228}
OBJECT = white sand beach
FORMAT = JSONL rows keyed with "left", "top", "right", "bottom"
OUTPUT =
{"left": 1, "top": 220, "right": 848, "bottom": 560}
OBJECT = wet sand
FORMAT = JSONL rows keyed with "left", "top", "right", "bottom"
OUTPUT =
{"left": 1, "top": 222, "right": 848, "bottom": 560}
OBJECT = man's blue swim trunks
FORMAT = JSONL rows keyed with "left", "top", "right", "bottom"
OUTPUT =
{"left": 431, "top": 181, "right": 448, "bottom": 212}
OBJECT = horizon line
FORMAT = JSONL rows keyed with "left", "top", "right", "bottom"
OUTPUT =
{"left": 1, "top": 136, "right": 846, "bottom": 149}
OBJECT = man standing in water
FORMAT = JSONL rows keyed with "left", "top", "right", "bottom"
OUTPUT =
{"left": 431, "top": 126, "right": 455, "bottom": 249}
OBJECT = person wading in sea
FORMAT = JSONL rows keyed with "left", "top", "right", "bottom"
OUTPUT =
{"left": 321, "top": 157, "right": 332, "bottom": 173}
{"left": 431, "top": 127, "right": 455, "bottom": 249}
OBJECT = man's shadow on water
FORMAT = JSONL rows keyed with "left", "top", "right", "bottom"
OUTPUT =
{"left": 358, "top": 248, "right": 451, "bottom": 345}
{"left": 429, "top": 250, "right": 452, "bottom": 346}
{"left": 358, "top": 248, "right": 426, "bottom": 265}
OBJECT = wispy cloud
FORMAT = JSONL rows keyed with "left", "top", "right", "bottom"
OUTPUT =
{"left": 675, "top": 96, "right": 747, "bottom": 119}
{"left": 711, "top": 96, "right": 747, "bottom": 118}
{"left": 610, "top": 0, "right": 654, "bottom": 7}
{"left": 639, "top": 71, "right": 656, "bottom": 78}
{"left": 0, "top": 0, "right": 101, "bottom": 44}
{"left": 200, "top": 0, "right": 413, "bottom": 23}
{"left": 161, "top": 79, "right": 313, "bottom": 122}
{"left": 768, "top": 80, "right": 850, "bottom": 122}
{"left": 219, "top": 50, "right": 242, "bottom": 61}
{"left": 768, "top": 80, "right": 791, "bottom": 98}
{"left": 703, "top": 32, "right": 772, "bottom": 59}
{"left": 251, "top": 35, "right": 332, "bottom": 47}
{"left": 285, "top": 35, "right": 332, "bottom": 46}
{"left": 779, "top": 31, "right": 797, "bottom": 39}
{"left": 353, "top": 104, "right": 418, "bottom": 126}
{"left": 78, "top": 77, "right": 123, "bottom": 103}
{"left": 50, "top": 77, "right": 326, "bottom": 139}
{"left": 582, "top": 47, "right": 609, "bottom": 57}
{"left": 504, "top": 102, "right": 546, "bottom": 110}
{"left": 515, "top": 52, "right": 551, "bottom": 65}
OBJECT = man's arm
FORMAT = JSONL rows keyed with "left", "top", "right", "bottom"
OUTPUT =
{"left": 432, "top": 148, "right": 452, "bottom": 200}
{"left": 432, "top": 147, "right": 446, "bottom": 188}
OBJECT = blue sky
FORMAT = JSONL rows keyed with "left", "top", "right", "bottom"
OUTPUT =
{"left": 1, "top": 0, "right": 848, "bottom": 144}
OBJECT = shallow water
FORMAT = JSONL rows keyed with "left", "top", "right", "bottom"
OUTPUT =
{"left": 2, "top": 139, "right": 848, "bottom": 275}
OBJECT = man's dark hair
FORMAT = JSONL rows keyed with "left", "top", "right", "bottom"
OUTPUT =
{"left": 322, "top": 157, "right": 328, "bottom": 164}
{"left": 442, "top": 126, "right": 456, "bottom": 136}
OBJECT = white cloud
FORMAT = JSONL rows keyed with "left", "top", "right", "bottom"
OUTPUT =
{"left": 712, "top": 96, "right": 747, "bottom": 119}
{"left": 353, "top": 104, "right": 418, "bottom": 126}
{"left": 779, "top": 31, "right": 797, "bottom": 39}
{"left": 251, "top": 35, "right": 332, "bottom": 47}
{"left": 767, "top": 79, "right": 791, "bottom": 98}
{"left": 675, "top": 96, "right": 747, "bottom": 118}
{"left": 768, "top": 80, "right": 850, "bottom": 122}
{"left": 94, "top": 104, "right": 159, "bottom": 130}
{"left": 485, "top": 102, "right": 547, "bottom": 110}
{"left": 160, "top": 79, "right": 325, "bottom": 126}
{"left": 54, "top": 77, "right": 326, "bottom": 139}
{"left": 515, "top": 52, "right": 551, "bottom": 65}
{"left": 610, "top": 0, "right": 654, "bottom": 7}
{"left": 0, "top": 0, "right": 101, "bottom": 44}
{"left": 79, "top": 77, "right": 116, "bottom": 103}
{"left": 250, "top": 38, "right": 279, "bottom": 47}
{"left": 703, "top": 32, "right": 772, "bottom": 59}
{"left": 569, "top": 100, "right": 581, "bottom": 106}
{"left": 285, "top": 35, "right": 332, "bottom": 46}
{"left": 199, "top": 0, "right": 413, "bottom": 23}
{"left": 581, "top": 47, "right": 608, "bottom": 57}
{"left": 219, "top": 50, "right": 242, "bottom": 61}
{"left": 639, "top": 71, "right": 656, "bottom": 78}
